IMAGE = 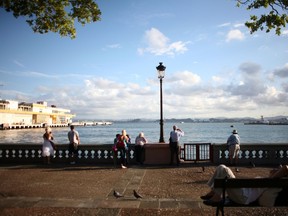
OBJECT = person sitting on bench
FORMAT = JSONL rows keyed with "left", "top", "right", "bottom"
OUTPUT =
{"left": 201, "top": 164, "right": 288, "bottom": 206}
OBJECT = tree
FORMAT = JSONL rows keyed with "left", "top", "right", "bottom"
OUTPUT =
{"left": 237, "top": 0, "right": 288, "bottom": 35}
{"left": 0, "top": 0, "right": 101, "bottom": 39}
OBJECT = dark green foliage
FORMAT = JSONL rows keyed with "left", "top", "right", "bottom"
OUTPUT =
{"left": 237, "top": 0, "right": 288, "bottom": 35}
{"left": 0, "top": 0, "right": 101, "bottom": 39}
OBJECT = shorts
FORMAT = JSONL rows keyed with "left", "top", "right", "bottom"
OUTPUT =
{"left": 69, "top": 143, "right": 78, "bottom": 155}
{"left": 229, "top": 144, "right": 240, "bottom": 158}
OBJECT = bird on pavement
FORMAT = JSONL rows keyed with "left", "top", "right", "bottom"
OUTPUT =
{"left": 113, "top": 190, "right": 124, "bottom": 198}
{"left": 133, "top": 190, "right": 143, "bottom": 199}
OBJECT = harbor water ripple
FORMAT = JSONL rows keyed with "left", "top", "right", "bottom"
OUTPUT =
{"left": 0, "top": 122, "right": 287, "bottom": 145}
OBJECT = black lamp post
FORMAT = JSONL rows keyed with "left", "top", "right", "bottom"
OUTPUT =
{"left": 156, "top": 62, "right": 166, "bottom": 143}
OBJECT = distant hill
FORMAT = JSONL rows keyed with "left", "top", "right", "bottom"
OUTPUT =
{"left": 75, "top": 116, "right": 288, "bottom": 123}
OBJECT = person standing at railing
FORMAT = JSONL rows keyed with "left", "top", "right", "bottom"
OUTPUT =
{"left": 135, "top": 132, "right": 148, "bottom": 165}
{"left": 227, "top": 129, "right": 240, "bottom": 168}
{"left": 116, "top": 129, "right": 129, "bottom": 169}
{"left": 112, "top": 134, "right": 120, "bottom": 168}
{"left": 126, "top": 134, "right": 132, "bottom": 165}
{"left": 68, "top": 125, "right": 80, "bottom": 165}
{"left": 42, "top": 126, "right": 56, "bottom": 164}
{"left": 169, "top": 125, "right": 184, "bottom": 166}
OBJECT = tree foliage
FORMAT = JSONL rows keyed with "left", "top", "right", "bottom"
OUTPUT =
{"left": 0, "top": 0, "right": 101, "bottom": 39}
{"left": 237, "top": 0, "right": 288, "bottom": 35}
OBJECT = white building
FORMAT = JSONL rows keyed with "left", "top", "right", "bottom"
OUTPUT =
{"left": 0, "top": 100, "right": 75, "bottom": 127}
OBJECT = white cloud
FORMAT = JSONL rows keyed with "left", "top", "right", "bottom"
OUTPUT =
{"left": 23, "top": 71, "right": 58, "bottom": 78}
{"left": 138, "top": 28, "right": 189, "bottom": 56}
{"left": 212, "top": 76, "right": 223, "bottom": 83}
{"left": 234, "top": 23, "right": 244, "bottom": 28}
{"left": 167, "top": 71, "right": 201, "bottom": 86}
{"left": 106, "top": 44, "right": 121, "bottom": 49}
{"left": 218, "top": 22, "right": 231, "bottom": 28}
{"left": 5, "top": 63, "right": 288, "bottom": 120}
{"left": 13, "top": 60, "right": 25, "bottom": 68}
{"left": 226, "top": 29, "right": 245, "bottom": 42}
{"left": 282, "top": 30, "right": 288, "bottom": 36}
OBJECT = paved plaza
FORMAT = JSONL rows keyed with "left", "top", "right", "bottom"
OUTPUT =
{"left": 0, "top": 163, "right": 287, "bottom": 215}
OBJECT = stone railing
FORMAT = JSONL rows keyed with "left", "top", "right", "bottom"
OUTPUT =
{"left": 0, "top": 144, "right": 136, "bottom": 164}
{"left": 0, "top": 143, "right": 287, "bottom": 166}
{"left": 213, "top": 143, "right": 288, "bottom": 165}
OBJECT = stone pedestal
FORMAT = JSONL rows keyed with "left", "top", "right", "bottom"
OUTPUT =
{"left": 144, "top": 143, "right": 170, "bottom": 165}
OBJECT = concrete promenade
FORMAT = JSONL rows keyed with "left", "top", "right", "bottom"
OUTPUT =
{"left": 0, "top": 163, "right": 287, "bottom": 216}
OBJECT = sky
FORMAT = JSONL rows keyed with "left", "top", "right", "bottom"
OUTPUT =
{"left": 0, "top": 0, "right": 288, "bottom": 120}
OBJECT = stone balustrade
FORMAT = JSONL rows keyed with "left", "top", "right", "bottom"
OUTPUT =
{"left": 0, "top": 143, "right": 287, "bottom": 166}
{"left": 213, "top": 143, "right": 288, "bottom": 165}
{"left": 0, "top": 144, "right": 135, "bottom": 164}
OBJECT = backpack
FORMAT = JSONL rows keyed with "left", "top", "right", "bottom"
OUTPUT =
{"left": 117, "top": 136, "right": 126, "bottom": 148}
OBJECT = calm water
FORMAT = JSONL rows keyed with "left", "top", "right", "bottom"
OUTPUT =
{"left": 0, "top": 122, "right": 287, "bottom": 145}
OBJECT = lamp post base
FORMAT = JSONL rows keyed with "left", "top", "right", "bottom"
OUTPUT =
{"left": 159, "top": 120, "right": 165, "bottom": 143}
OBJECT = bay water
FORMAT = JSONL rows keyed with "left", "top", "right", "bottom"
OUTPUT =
{"left": 0, "top": 122, "right": 287, "bottom": 145}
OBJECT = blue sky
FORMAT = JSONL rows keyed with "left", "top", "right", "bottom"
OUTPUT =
{"left": 0, "top": 0, "right": 287, "bottom": 120}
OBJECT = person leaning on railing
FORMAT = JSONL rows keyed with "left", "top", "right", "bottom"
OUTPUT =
{"left": 68, "top": 125, "right": 80, "bottom": 165}
{"left": 169, "top": 125, "right": 184, "bottom": 166}
{"left": 135, "top": 132, "right": 148, "bottom": 165}
{"left": 116, "top": 129, "right": 129, "bottom": 169}
{"left": 42, "top": 126, "right": 56, "bottom": 164}
{"left": 226, "top": 129, "right": 240, "bottom": 166}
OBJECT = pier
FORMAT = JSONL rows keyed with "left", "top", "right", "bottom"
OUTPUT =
{"left": 0, "top": 122, "right": 113, "bottom": 130}
{"left": 0, "top": 123, "right": 69, "bottom": 130}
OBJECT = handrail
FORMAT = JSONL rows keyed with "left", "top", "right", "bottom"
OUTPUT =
{"left": 1, "top": 143, "right": 288, "bottom": 165}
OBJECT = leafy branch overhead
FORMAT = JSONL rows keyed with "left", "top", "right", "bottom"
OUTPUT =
{"left": 1, "top": 1, "right": 287, "bottom": 38}
{"left": 237, "top": 0, "right": 288, "bottom": 35}
{"left": 0, "top": 0, "right": 101, "bottom": 39}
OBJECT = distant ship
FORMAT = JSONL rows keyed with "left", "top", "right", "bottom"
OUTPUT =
{"left": 71, "top": 121, "right": 113, "bottom": 126}
{"left": 244, "top": 115, "right": 288, "bottom": 125}
{"left": 0, "top": 99, "right": 75, "bottom": 130}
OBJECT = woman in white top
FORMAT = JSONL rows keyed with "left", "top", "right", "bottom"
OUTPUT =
{"left": 135, "top": 132, "right": 148, "bottom": 165}
{"left": 42, "top": 127, "right": 55, "bottom": 164}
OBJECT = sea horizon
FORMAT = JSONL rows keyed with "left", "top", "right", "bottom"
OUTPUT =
{"left": 0, "top": 122, "right": 287, "bottom": 145}
{"left": 73, "top": 115, "right": 288, "bottom": 123}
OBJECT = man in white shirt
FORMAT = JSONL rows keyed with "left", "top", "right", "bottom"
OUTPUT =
{"left": 68, "top": 125, "right": 80, "bottom": 164}
{"left": 169, "top": 125, "right": 184, "bottom": 166}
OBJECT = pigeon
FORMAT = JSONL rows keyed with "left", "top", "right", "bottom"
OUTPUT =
{"left": 133, "top": 190, "right": 143, "bottom": 199}
{"left": 113, "top": 190, "right": 124, "bottom": 198}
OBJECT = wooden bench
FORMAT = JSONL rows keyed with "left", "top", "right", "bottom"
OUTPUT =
{"left": 213, "top": 178, "right": 288, "bottom": 216}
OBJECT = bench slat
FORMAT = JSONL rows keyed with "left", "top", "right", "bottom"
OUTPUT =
{"left": 214, "top": 178, "right": 288, "bottom": 188}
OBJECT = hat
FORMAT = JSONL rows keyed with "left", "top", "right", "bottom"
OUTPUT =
{"left": 232, "top": 129, "right": 238, "bottom": 134}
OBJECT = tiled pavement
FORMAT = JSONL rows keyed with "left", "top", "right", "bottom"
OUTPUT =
{"left": 0, "top": 164, "right": 287, "bottom": 216}
{"left": 0, "top": 167, "right": 205, "bottom": 208}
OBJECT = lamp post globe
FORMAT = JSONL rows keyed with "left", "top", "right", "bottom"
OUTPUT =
{"left": 156, "top": 62, "right": 166, "bottom": 143}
